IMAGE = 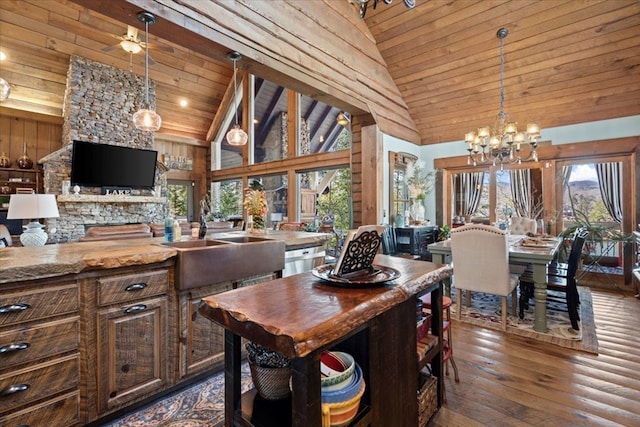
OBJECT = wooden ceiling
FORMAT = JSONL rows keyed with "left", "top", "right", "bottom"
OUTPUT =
{"left": 0, "top": 0, "right": 638, "bottom": 146}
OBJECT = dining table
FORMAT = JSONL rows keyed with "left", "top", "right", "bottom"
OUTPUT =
{"left": 428, "top": 234, "right": 562, "bottom": 333}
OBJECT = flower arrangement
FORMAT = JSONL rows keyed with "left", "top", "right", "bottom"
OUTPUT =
{"left": 406, "top": 161, "right": 436, "bottom": 200}
{"left": 244, "top": 180, "right": 268, "bottom": 230}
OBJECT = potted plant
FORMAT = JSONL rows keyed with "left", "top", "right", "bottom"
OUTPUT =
{"left": 0, "top": 195, "right": 9, "bottom": 209}
{"left": 438, "top": 225, "right": 451, "bottom": 241}
{"left": 245, "top": 342, "right": 292, "bottom": 400}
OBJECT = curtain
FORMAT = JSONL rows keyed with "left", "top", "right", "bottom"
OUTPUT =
{"left": 460, "top": 172, "right": 485, "bottom": 217}
{"left": 510, "top": 169, "right": 530, "bottom": 217}
{"left": 596, "top": 162, "right": 623, "bottom": 223}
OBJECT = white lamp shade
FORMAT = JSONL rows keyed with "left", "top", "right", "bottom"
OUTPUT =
{"left": 7, "top": 194, "right": 60, "bottom": 220}
{"left": 133, "top": 108, "right": 162, "bottom": 132}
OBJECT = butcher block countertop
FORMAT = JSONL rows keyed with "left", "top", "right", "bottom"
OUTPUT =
{"left": 0, "top": 230, "right": 331, "bottom": 285}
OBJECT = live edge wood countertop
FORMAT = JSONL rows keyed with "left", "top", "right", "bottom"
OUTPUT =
{"left": 0, "top": 230, "right": 331, "bottom": 285}
{"left": 199, "top": 254, "right": 453, "bottom": 358}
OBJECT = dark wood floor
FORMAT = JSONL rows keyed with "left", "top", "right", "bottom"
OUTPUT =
{"left": 431, "top": 288, "right": 640, "bottom": 427}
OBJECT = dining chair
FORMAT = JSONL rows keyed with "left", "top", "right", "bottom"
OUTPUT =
{"left": 0, "top": 224, "right": 12, "bottom": 247}
{"left": 450, "top": 224, "right": 518, "bottom": 331}
{"left": 509, "top": 217, "right": 537, "bottom": 235}
{"left": 520, "top": 227, "right": 588, "bottom": 330}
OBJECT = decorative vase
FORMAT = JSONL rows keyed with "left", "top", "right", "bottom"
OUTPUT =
{"left": 16, "top": 143, "right": 33, "bottom": 169}
{"left": 0, "top": 152, "right": 10, "bottom": 168}
{"left": 250, "top": 213, "right": 266, "bottom": 233}
{"left": 412, "top": 199, "right": 425, "bottom": 223}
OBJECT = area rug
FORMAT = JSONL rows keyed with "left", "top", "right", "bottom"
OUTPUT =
{"left": 449, "top": 286, "right": 598, "bottom": 354}
{"left": 103, "top": 364, "right": 254, "bottom": 427}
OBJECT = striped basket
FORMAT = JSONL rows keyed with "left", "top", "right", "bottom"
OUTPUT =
{"left": 249, "top": 361, "right": 292, "bottom": 400}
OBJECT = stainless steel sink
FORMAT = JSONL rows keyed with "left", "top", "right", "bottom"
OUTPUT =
{"left": 161, "top": 237, "right": 285, "bottom": 290}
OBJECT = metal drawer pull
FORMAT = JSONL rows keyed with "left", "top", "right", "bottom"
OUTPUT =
{"left": 0, "top": 383, "right": 29, "bottom": 397}
{"left": 124, "top": 304, "right": 147, "bottom": 313}
{"left": 0, "top": 342, "right": 30, "bottom": 354}
{"left": 125, "top": 282, "right": 147, "bottom": 292}
{"left": 0, "top": 303, "right": 31, "bottom": 314}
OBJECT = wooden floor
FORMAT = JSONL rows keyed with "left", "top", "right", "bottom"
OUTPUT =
{"left": 431, "top": 288, "right": 640, "bottom": 427}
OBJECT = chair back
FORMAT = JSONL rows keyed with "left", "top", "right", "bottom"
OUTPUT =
{"left": 381, "top": 225, "right": 397, "bottom": 255}
{"left": 510, "top": 217, "right": 537, "bottom": 235}
{"left": 450, "top": 224, "right": 515, "bottom": 296}
{"left": 565, "top": 227, "right": 589, "bottom": 282}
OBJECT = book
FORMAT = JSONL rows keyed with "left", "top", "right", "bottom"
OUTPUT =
{"left": 332, "top": 225, "right": 386, "bottom": 277}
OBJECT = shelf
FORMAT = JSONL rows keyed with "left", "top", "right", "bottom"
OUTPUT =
{"left": 57, "top": 194, "right": 165, "bottom": 203}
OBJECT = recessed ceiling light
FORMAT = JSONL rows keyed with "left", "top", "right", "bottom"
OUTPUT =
{"left": 179, "top": 99, "right": 188, "bottom": 107}
{"left": 0, "top": 52, "right": 6, "bottom": 61}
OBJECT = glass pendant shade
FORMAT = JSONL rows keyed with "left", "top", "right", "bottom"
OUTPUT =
{"left": 120, "top": 40, "right": 142, "bottom": 54}
{"left": 133, "top": 11, "right": 161, "bottom": 132}
{"left": 133, "top": 108, "right": 162, "bottom": 132}
{"left": 0, "top": 78, "right": 10, "bottom": 101}
{"left": 226, "top": 124, "right": 248, "bottom": 146}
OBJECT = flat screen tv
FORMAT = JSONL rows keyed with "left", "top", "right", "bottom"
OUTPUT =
{"left": 70, "top": 141, "right": 157, "bottom": 189}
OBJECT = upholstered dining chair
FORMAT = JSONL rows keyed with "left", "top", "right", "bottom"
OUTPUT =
{"left": 0, "top": 224, "right": 11, "bottom": 247}
{"left": 509, "top": 216, "right": 537, "bottom": 235}
{"left": 450, "top": 224, "right": 519, "bottom": 331}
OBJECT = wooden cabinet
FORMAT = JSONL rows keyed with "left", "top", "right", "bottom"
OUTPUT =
{"left": 92, "top": 268, "right": 170, "bottom": 416}
{"left": 395, "top": 226, "right": 438, "bottom": 260}
{"left": 0, "top": 279, "right": 81, "bottom": 427}
{"left": 179, "top": 282, "right": 232, "bottom": 378}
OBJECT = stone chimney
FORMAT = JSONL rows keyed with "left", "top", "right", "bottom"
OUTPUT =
{"left": 42, "top": 55, "right": 167, "bottom": 242}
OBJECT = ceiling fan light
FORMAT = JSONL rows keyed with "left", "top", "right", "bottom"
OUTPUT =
{"left": 133, "top": 108, "right": 162, "bottom": 132}
{"left": 226, "top": 124, "right": 248, "bottom": 146}
{"left": 120, "top": 40, "right": 142, "bottom": 54}
{"left": 0, "top": 78, "right": 10, "bottom": 101}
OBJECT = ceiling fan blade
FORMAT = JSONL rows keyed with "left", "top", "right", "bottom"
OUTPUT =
{"left": 101, "top": 44, "right": 119, "bottom": 53}
{"left": 127, "top": 25, "right": 139, "bottom": 41}
{"left": 147, "top": 54, "right": 156, "bottom": 66}
{"left": 149, "top": 43, "right": 174, "bottom": 54}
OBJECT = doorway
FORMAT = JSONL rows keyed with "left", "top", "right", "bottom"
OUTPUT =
{"left": 168, "top": 180, "right": 194, "bottom": 222}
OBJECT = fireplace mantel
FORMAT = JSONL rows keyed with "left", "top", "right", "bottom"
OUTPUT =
{"left": 57, "top": 195, "right": 166, "bottom": 203}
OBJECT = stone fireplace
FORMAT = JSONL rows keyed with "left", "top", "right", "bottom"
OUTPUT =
{"left": 41, "top": 55, "right": 167, "bottom": 242}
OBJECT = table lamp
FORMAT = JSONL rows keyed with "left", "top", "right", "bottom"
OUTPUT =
{"left": 7, "top": 194, "right": 59, "bottom": 246}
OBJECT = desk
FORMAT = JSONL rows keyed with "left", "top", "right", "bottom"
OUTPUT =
{"left": 428, "top": 235, "right": 561, "bottom": 333}
{"left": 198, "top": 255, "right": 452, "bottom": 427}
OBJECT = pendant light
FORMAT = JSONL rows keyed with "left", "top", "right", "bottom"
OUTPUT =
{"left": 132, "top": 11, "right": 162, "bottom": 132}
{"left": 226, "top": 52, "right": 248, "bottom": 146}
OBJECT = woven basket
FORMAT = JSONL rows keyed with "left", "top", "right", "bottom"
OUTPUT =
{"left": 249, "top": 361, "right": 292, "bottom": 400}
{"left": 418, "top": 373, "right": 437, "bottom": 427}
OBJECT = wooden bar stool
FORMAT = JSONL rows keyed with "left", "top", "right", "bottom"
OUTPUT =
{"left": 422, "top": 293, "right": 460, "bottom": 394}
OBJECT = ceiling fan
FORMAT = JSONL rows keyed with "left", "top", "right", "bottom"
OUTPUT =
{"left": 101, "top": 24, "right": 173, "bottom": 64}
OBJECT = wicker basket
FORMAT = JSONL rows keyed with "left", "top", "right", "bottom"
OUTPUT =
{"left": 418, "top": 373, "right": 437, "bottom": 427}
{"left": 249, "top": 361, "right": 292, "bottom": 400}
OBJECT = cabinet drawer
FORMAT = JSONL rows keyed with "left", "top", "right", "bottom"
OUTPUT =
{"left": 0, "top": 390, "right": 80, "bottom": 427}
{"left": 0, "top": 354, "right": 79, "bottom": 415}
{"left": 98, "top": 270, "right": 169, "bottom": 306}
{"left": 0, "top": 317, "right": 79, "bottom": 369}
{"left": 0, "top": 283, "right": 78, "bottom": 327}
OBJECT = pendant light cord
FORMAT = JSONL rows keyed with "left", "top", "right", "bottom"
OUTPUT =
{"left": 232, "top": 57, "right": 239, "bottom": 126}
{"left": 144, "top": 20, "right": 149, "bottom": 106}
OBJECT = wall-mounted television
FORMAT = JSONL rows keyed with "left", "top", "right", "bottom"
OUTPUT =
{"left": 70, "top": 141, "right": 157, "bottom": 189}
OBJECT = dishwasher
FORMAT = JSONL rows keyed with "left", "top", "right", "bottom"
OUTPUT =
{"left": 283, "top": 245, "right": 326, "bottom": 277}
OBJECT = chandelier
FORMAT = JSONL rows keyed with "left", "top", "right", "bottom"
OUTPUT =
{"left": 355, "top": 0, "right": 415, "bottom": 19}
{"left": 132, "top": 11, "right": 162, "bottom": 132}
{"left": 464, "top": 28, "right": 541, "bottom": 167}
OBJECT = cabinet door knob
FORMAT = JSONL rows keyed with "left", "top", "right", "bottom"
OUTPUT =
{"left": 0, "top": 342, "right": 29, "bottom": 354}
{"left": 125, "top": 282, "right": 148, "bottom": 292}
{"left": 0, "top": 303, "right": 30, "bottom": 314}
{"left": 0, "top": 383, "right": 29, "bottom": 397}
{"left": 124, "top": 304, "right": 147, "bottom": 313}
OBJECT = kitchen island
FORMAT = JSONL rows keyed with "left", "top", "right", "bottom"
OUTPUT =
{"left": 199, "top": 254, "right": 453, "bottom": 427}
{"left": 0, "top": 230, "right": 330, "bottom": 426}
